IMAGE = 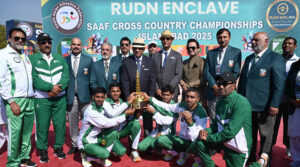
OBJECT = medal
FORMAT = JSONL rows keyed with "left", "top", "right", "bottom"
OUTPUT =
{"left": 155, "top": 132, "right": 162, "bottom": 138}
{"left": 101, "top": 139, "right": 106, "bottom": 146}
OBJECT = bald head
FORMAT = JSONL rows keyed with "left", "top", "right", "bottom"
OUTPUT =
{"left": 71, "top": 38, "right": 82, "bottom": 56}
{"left": 252, "top": 32, "right": 269, "bottom": 54}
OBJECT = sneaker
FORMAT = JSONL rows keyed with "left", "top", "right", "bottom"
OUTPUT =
{"left": 82, "top": 158, "right": 92, "bottom": 167}
{"left": 176, "top": 152, "right": 190, "bottom": 165}
{"left": 102, "top": 159, "right": 112, "bottom": 167}
{"left": 258, "top": 153, "right": 268, "bottom": 167}
{"left": 163, "top": 154, "right": 174, "bottom": 161}
{"left": 39, "top": 149, "right": 49, "bottom": 163}
{"left": 19, "top": 159, "right": 37, "bottom": 167}
{"left": 131, "top": 151, "right": 141, "bottom": 162}
{"left": 54, "top": 148, "right": 66, "bottom": 159}
{"left": 286, "top": 148, "right": 292, "bottom": 158}
{"left": 192, "top": 157, "right": 202, "bottom": 167}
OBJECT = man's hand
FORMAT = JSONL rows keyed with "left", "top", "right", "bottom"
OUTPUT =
{"left": 143, "top": 104, "right": 155, "bottom": 114}
{"left": 180, "top": 80, "right": 188, "bottom": 91}
{"left": 156, "top": 89, "right": 162, "bottom": 97}
{"left": 10, "top": 101, "right": 21, "bottom": 116}
{"left": 269, "top": 107, "right": 278, "bottom": 116}
{"left": 48, "top": 91, "right": 57, "bottom": 97}
{"left": 212, "top": 84, "right": 219, "bottom": 95}
{"left": 127, "top": 92, "right": 136, "bottom": 104}
{"left": 199, "top": 130, "right": 208, "bottom": 141}
{"left": 141, "top": 92, "right": 150, "bottom": 101}
{"left": 181, "top": 111, "right": 193, "bottom": 125}
{"left": 125, "top": 107, "right": 135, "bottom": 116}
{"left": 52, "top": 84, "right": 62, "bottom": 94}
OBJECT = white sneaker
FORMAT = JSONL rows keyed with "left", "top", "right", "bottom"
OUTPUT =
{"left": 131, "top": 151, "right": 141, "bottom": 162}
{"left": 192, "top": 157, "right": 202, "bottom": 167}
{"left": 176, "top": 152, "right": 190, "bottom": 165}
{"left": 102, "top": 159, "right": 112, "bottom": 167}
{"left": 259, "top": 153, "right": 269, "bottom": 167}
{"left": 81, "top": 153, "right": 92, "bottom": 167}
{"left": 286, "top": 148, "right": 292, "bottom": 158}
{"left": 163, "top": 154, "right": 174, "bottom": 161}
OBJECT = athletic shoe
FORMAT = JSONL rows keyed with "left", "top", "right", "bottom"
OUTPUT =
{"left": 102, "top": 159, "right": 112, "bottom": 167}
{"left": 19, "top": 159, "right": 37, "bottom": 167}
{"left": 131, "top": 151, "right": 141, "bottom": 162}
{"left": 192, "top": 157, "right": 202, "bottom": 167}
{"left": 54, "top": 148, "right": 66, "bottom": 159}
{"left": 176, "top": 152, "right": 190, "bottom": 165}
{"left": 39, "top": 149, "right": 49, "bottom": 163}
{"left": 259, "top": 153, "right": 269, "bottom": 167}
{"left": 163, "top": 154, "right": 173, "bottom": 161}
{"left": 286, "top": 148, "right": 292, "bottom": 158}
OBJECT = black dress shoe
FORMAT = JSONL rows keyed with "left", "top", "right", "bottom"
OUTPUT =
{"left": 67, "top": 146, "right": 77, "bottom": 155}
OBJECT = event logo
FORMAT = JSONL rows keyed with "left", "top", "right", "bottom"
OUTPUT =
{"left": 241, "top": 31, "right": 254, "bottom": 52}
{"left": 266, "top": 0, "right": 299, "bottom": 32}
{"left": 84, "top": 33, "right": 108, "bottom": 55}
{"left": 17, "top": 22, "right": 33, "bottom": 38}
{"left": 51, "top": 1, "right": 83, "bottom": 35}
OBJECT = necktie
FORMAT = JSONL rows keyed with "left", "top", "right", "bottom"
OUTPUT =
{"left": 163, "top": 51, "right": 168, "bottom": 67}
{"left": 254, "top": 55, "right": 260, "bottom": 63}
{"left": 73, "top": 56, "right": 78, "bottom": 93}
{"left": 137, "top": 59, "right": 141, "bottom": 75}
{"left": 104, "top": 61, "right": 109, "bottom": 77}
{"left": 217, "top": 49, "right": 223, "bottom": 65}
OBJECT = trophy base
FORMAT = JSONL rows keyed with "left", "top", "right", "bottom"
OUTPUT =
{"left": 132, "top": 101, "right": 148, "bottom": 110}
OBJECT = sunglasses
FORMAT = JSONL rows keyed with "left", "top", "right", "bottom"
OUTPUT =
{"left": 148, "top": 44, "right": 157, "bottom": 48}
{"left": 41, "top": 41, "right": 52, "bottom": 45}
{"left": 161, "top": 37, "right": 172, "bottom": 41}
{"left": 216, "top": 82, "right": 234, "bottom": 87}
{"left": 121, "top": 43, "right": 129, "bottom": 47}
{"left": 13, "top": 36, "right": 26, "bottom": 43}
{"left": 187, "top": 46, "right": 197, "bottom": 51}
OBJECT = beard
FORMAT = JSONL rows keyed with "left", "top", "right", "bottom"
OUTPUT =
{"left": 252, "top": 44, "right": 263, "bottom": 53}
{"left": 10, "top": 41, "right": 24, "bottom": 50}
{"left": 102, "top": 54, "right": 110, "bottom": 60}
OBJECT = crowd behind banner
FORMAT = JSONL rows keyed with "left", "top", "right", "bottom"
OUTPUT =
{"left": 0, "top": 27, "right": 299, "bottom": 167}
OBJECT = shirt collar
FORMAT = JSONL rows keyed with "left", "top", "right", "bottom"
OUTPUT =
{"left": 122, "top": 53, "right": 129, "bottom": 58}
{"left": 72, "top": 53, "right": 81, "bottom": 59}
{"left": 256, "top": 47, "right": 268, "bottom": 58}
{"left": 103, "top": 58, "right": 111, "bottom": 64}
{"left": 162, "top": 48, "right": 171, "bottom": 55}
{"left": 220, "top": 46, "right": 228, "bottom": 53}
{"left": 135, "top": 55, "right": 143, "bottom": 62}
{"left": 41, "top": 52, "right": 53, "bottom": 60}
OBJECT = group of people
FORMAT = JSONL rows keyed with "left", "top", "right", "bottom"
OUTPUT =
{"left": 0, "top": 27, "right": 299, "bottom": 167}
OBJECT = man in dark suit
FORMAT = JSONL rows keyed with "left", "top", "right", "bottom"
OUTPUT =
{"left": 152, "top": 30, "right": 183, "bottom": 102}
{"left": 121, "top": 37, "right": 156, "bottom": 136}
{"left": 238, "top": 32, "right": 286, "bottom": 166}
{"left": 204, "top": 28, "right": 241, "bottom": 121}
{"left": 65, "top": 38, "right": 94, "bottom": 155}
{"left": 112, "top": 37, "right": 131, "bottom": 63}
{"left": 90, "top": 42, "right": 121, "bottom": 91}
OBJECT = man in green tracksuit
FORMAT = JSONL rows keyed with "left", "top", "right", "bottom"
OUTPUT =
{"left": 138, "top": 85, "right": 178, "bottom": 153}
{"left": 104, "top": 82, "right": 142, "bottom": 162}
{"left": 0, "top": 28, "right": 36, "bottom": 167}
{"left": 30, "top": 33, "right": 69, "bottom": 163}
{"left": 190, "top": 72, "right": 267, "bottom": 167}
{"left": 141, "top": 88, "right": 207, "bottom": 166}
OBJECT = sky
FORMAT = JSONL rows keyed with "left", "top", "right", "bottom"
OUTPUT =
{"left": 0, "top": 0, "right": 42, "bottom": 25}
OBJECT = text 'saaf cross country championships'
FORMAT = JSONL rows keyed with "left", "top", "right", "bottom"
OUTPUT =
{"left": 41, "top": 0, "right": 300, "bottom": 60}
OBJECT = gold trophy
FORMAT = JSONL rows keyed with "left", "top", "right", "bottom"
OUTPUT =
{"left": 132, "top": 69, "right": 148, "bottom": 118}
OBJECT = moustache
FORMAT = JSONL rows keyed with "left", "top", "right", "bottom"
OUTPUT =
{"left": 74, "top": 47, "right": 79, "bottom": 50}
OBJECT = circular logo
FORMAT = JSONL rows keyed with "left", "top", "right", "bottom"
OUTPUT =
{"left": 51, "top": 1, "right": 83, "bottom": 35}
{"left": 17, "top": 22, "right": 33, "bottom": 38}
{"left": 266, "top": 0, "right": 299, "bottom": 32}
{"left": 13, "top": 56, "right": 21, "bottom": 63}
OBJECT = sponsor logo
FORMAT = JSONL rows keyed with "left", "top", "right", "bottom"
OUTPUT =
{"left": 266, "top": 0, "right": 299, "bottom": 32}
{"left": 51, "top": 1, "right": 83, "bottom": 34}
{"left": 17, "top": 22, "right": 33, "bottom": 38}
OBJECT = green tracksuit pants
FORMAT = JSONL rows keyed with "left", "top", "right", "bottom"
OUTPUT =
{"left": 112, "top": 120, "right": 141, "bottom": 156}
{"left": 154, "top": 134, "right": 193, "bottom": 152}
{"left": 35, "top": 96, "right": 66, "bottom": 150}
{"left": 81, "top": 129, "right": 118, "bottom": 159}
{"left": 138, "top": 136, "right": 156, "bottom": 152}
{"left": 188, "top": 139, "right": 262, "bottom": 167}
{"left": 5, "top": 98, "right": 34, "bottom": 167}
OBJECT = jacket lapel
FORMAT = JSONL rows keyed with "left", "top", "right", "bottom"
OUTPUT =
{"left": 76, "top": 55, "right": 85, "bottom": 77}
{"left": 66, "top": 55, "right": 74, "bottom": 77}
{"left": 251, "top": 49, "right": 270, "bottom": 72}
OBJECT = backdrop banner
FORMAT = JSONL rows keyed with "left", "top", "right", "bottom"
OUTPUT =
{"left": 41, "top": 0, "right": 300, "bottom": 60}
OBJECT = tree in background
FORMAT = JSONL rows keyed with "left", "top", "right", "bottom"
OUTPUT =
{"left": 0, "top": 25, "right": 7, "bottom": 49}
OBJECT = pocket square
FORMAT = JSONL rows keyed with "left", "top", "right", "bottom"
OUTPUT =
{"left": 170, "top": 57, "right": 176, "bottom": 60}
{"left": 144, "top": 68, "right": 149, "bottom": 70}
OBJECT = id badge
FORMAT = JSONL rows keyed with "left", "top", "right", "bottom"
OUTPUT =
{"left": 216, "top": 65, "right": 221, "bottom": 75}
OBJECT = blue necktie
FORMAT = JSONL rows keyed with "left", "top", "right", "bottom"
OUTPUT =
{"left": 163, "top": 52, "right": 168, "bottom": 67}
{"left": 137, "top": 59, "right": 141, "bottom": 75}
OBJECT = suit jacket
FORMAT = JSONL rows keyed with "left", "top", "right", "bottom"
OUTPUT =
{"left": 152, "top": 49, "right": 183, "bottom": 96}
{"left": 121, "top": 55, "right": 156, "bottom": 98}
{"left": 204, "top": 45, "right": 241, "bottom": 100}
{"left": 238, "top": 49, "right": 286, "bottom": 111}
{"left": 90, "top": 57, "right": 121, "bottom": 91}
{"left": 65, "top": 54, "right": 94, "bottom": 104}
{"left": 286, "top": 60, "right": 300, "bottom": 100}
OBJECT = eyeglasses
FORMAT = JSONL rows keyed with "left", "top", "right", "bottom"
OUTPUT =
{"left": 161, "top": 37, "right": 172, "bottom": 41}
{"left": 216, "top": 82, "right": 234, "bottom": 87}
{"left": 41, "top": 41, "right": 52, "bottom": 45}
{"left": 121, "top": 43, "right": 129, "bottom": 47}
{"left": 187, "top": 46, "right": 197, "bottom": 51}
{"left": 13, "top": 36, "right": 26, "bottom": 43}
{"left": 133, "top": 47, "right": 144, "bottom": 51}
{"left": 148, "top": 44, "right": 157, "bottom": 48}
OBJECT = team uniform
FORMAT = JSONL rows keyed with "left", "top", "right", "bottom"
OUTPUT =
{"left": 0, "top": 45, "right": 35, "bottom": 167}
{"left": 104, "top": 98, "right": 141, "bottom": 157}
{"left": 138, "top": 100, "right": 178, "bottom": 152}
{"left": 0, "top": 96, "right": 8, "bottom": 154}
{"left": 29, "top": 52, "right": 69, "bottom": 151}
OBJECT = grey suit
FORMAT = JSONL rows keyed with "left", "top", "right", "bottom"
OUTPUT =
{"left": 153, "top": 49, "right": 183, "bottom": 101}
